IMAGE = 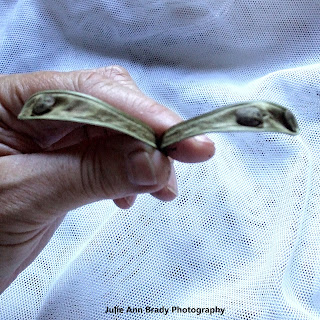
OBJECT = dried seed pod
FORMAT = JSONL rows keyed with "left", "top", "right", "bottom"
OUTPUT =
{"left": 160, "top": 101, "right": 299, "bottom": 149}
{"left": 19, "top": 90, "right": 157, "bottom": 148}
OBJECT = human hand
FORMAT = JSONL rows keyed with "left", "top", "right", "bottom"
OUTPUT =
{"left": 0, "top": 66, "right": 214, "bottom": 292}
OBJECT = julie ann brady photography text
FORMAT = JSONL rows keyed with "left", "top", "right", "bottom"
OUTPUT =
{"left": 105, "top": 306, "right": 225, "bottom": 316}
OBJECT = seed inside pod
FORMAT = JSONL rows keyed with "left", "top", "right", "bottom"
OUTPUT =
{"left": 32, "top": 94, "right": 56, "bottom": 115}
{"left": 283, "top": 109, "right": 298, "bottom": 132}
{"left": 235, "top": 106, "right": 263, "bottom": 127}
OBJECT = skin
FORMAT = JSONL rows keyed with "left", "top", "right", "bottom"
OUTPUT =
{"left": 0, "top": 66, "right": 215, "bottom": 293}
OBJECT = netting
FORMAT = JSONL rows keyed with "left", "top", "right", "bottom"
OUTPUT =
{"left": 0, "top": 1, "right": 320, "bottom": 319}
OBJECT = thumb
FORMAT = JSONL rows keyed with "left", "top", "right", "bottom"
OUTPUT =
{"left": 2, "top": 135, "right": 171, "bottom": 221}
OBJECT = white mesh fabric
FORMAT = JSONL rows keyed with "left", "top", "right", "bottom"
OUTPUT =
{"left": 0, "top": 1, "right": 320, "bottom": 319}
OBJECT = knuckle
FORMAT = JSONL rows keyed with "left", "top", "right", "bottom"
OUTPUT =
{"left": 74, "top": 71, "right": 107, "bottom": 93}
{"left": 103, "top": 65, "right": 131, "bottom": 80}
{"left": 102, "top": 65, "right": 138, "bottom": 89}
{"left": 73, "top": 65, "right": 134, "bottom": 93}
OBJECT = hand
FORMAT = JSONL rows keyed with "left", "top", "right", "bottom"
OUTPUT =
{"left": 0, "top": 66, "right": 215, "bottom": 293}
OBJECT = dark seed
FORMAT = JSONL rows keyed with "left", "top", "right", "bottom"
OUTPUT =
{"left": 283, "top": 109, "right": 298, "bottom": 132}
{"left": 32, "top": 95, "right": 56, "bottom": 115}
{"left": 235, "top": 106, "right": 263, "bottom": 127}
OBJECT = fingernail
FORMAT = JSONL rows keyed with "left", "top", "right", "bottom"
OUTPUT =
{"left": 166, "top": 161, "right": 178, "bottom": 197}
{"left": 167, "top": 185, "right": 178, "bottom": 198}
{"left": 126, "top": 150, "right": 157, "bottom": 186}
{"left": 123, "top": 195, "right": 136, "bottom": 207}
{"left": 194, "top": 134, "right": 212, "bottom": 143}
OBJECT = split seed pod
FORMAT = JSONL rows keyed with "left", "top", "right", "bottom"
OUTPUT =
{"left": 18, "top": 90, "right": 299, "bottom": 151}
